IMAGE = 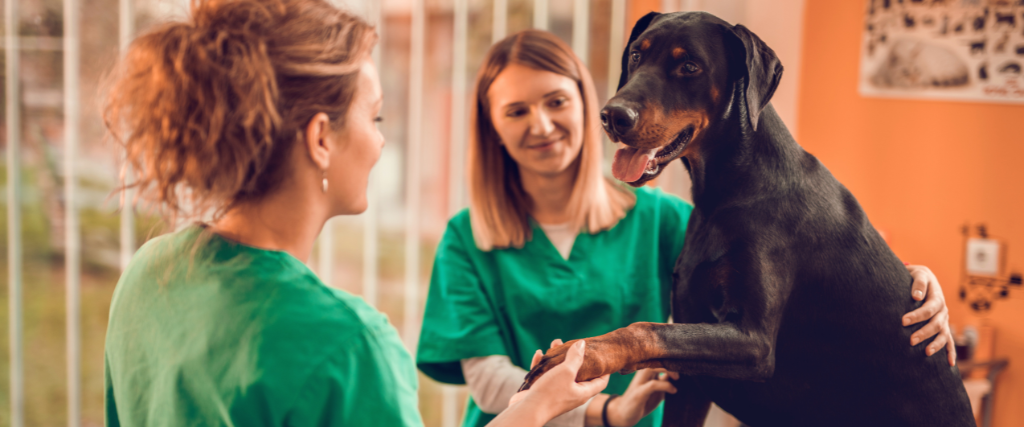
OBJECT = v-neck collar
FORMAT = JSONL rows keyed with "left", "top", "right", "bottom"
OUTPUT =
{"left": 529, "top": 219, "right": 587, "bottom": 265}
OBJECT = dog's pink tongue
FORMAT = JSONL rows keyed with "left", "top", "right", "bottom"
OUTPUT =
{"left": 612, "top": 147, "right": 658, "bottom": 182}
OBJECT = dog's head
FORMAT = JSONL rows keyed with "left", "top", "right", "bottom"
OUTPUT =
{"left": 603, "top": 12, "right": 783, "bottom": 186}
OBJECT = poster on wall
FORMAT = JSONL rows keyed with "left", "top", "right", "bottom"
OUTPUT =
{"left": 860, "top": 0, "right": 1024, "bottom": 104}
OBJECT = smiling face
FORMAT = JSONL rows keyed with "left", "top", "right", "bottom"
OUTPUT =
{"left": 487, "top": 64, "right": 586, "bottom": 180}
{"left": 604, "top": 12, "right": 735, "bottom": 186}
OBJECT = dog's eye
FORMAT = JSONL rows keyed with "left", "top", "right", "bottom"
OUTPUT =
{"left": 630, "top": 51, "right": 641, "bottom": 64}
{"left": 683, "top": 62, "right": 700, "bottom": 74}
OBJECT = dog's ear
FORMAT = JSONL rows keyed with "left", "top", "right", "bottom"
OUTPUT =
{"left": 618, "top": 12, "right": 661, "bottom": 91}
{"left": 726, "top": 24, "right": 783, "bottom": 131}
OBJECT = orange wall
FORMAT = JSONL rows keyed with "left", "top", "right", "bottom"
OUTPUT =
{"left": 628, "top": 0, "right": 659, "bottom": 24}
{"left": 798, "top": 1, "right": 1024, "bottom": 426}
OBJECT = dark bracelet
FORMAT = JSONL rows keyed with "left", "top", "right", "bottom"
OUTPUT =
{"left": 602, "top": 394, "right": 620, "bottom": 427}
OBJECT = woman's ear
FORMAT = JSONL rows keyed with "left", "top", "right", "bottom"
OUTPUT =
{"left": 304, "top": 112, "right": 333, "bottom": 170}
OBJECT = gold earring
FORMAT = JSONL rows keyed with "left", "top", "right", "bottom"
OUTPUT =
{"left": 322, "top": 171, "right": 328, "bottom": 193}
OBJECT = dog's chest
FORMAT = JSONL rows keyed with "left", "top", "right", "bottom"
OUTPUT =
{"left": 672, "top": 224, "right": 741, "bottom": 323}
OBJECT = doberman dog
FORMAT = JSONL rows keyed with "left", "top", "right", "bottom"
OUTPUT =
{"left": 521, "top": 12, "right": 974, "bottom": 427}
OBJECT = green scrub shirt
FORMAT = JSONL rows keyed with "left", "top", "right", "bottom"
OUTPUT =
{"left": 417, "top": 187, "right": 693, "bottom": 427}
{"left": 105, "top": 226, "right": 423, "bottom": 427}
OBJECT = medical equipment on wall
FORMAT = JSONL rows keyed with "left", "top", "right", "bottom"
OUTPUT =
{"left": 959, "top": 224, "right": 1022, "bottom": 312}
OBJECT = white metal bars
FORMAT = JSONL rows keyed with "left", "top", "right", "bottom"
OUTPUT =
{"left": 314, "top": 0, "right": 361, "bottom": 292}
{"left": 449, "top": 0, "right": 468, "bottom": 217}
{"left": 572, "top": 0, "right": 589, "bottom": 65}
{"left": 607, "top": 0, "right": 626, "bottom": 100}
{"left": 403, "top": 0, "right": 425, "bottom": 351}
{"left": 363, "top": 0, "right": 381, "bottom": 308}
{"left": 443, "top": 1, "right": 471, "bottom": 424}
{"left": 533, "top": 0, "right": 548, "bottom": 30}
{"left": 492, "top": 0, "right": 507, "bottom": 44}
{"left": 118, "top": 0, "right": 134, "bottom": 271}
{"left": 318, "top": 219, "right": 334, "bottom": 287}
{"left": 444, "top": 1, "right": 471, "bottom": 425}
{"left": 660, "top": 0, "right": 702, "bottom": 12}
{"left": 64, "top": 0, "right": 83, "bottom": 422}
{"left": 5, "top": 0, "right": 23, "bottom": 423}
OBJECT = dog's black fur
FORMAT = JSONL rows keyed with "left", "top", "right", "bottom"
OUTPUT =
{"left": 619, "top": 12, "right": 973, "bottom": 426}
{"left": 525, "top": 12, "right": 974, "bottom": 427}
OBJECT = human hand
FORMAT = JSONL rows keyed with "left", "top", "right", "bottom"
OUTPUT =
{"left": 604, "top": 369, "right": 679, "bottom": 427}
{"left": 901, "top": 264, "right": 956, "bottom": 366}
{"left": 507, "top": 340, "right": 610, "bottom": 421}
{"left": 509, "top": 339, "right": 565, "bottom": 407}
{"left": 522, "top": 328, "right": 642, "bottom": 391}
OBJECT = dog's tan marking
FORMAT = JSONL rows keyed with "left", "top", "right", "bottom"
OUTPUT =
{"left": 624, "top": 101, "right": 673, "bottom": 149}
{"left": 677, "top": 110, "right": 710, "bottom": 159}
{"left": 524, "top": 323, "right": 662, "bottom": 388}
{"left": 640, "top": 39, "right": 651, "bottom": 51}
{"left": 710, "top": 86, "right": 720, "bottom": 103}
{"left": 625, "top": 103, "right": 709, "bottom": 156}
{"left": 672, "top": 47, "right": 687, "bottom": 59}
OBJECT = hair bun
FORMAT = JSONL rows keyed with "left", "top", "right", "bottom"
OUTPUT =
{"left": 186, "top": 0, "right": 282, "bottom": 70}
{"left": 192, "top": 0, "right": 280, "bottom": 38}
{"left": 104, "top": 0, "right": 376, "bottom": 224}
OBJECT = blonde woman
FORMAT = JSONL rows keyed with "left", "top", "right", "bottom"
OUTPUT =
{"left": 416, "top": 30, "right": 955, "bottom": 427}
{"left": 102, "top": 1, "right": 610, "bottom": 425}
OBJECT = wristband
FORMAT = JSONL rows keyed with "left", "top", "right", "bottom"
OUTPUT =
{"left": 602, "top": 394, "right": 620, "bottom": 427}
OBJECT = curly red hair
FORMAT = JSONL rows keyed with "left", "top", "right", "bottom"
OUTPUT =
{"left": 104, "top": 0, "right": 376, "bottom": 223}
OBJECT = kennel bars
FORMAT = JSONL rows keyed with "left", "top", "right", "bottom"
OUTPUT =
{"left": 2, "top": 0, "right": 640, "bottom": 425}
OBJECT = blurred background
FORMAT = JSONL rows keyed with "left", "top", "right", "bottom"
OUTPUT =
{"left": 1, "top": 0, "right": 1021, "bottom": 426}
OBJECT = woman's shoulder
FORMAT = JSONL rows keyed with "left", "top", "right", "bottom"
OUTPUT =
{"left": 125, "top": 225, "right": 291, "bottom": 278}
{"left": 262, "top": 274, "right": 386, "bottom": 341}
{"left": 264, "top": 287, "right": 408, "bottom": 389}
{"left": 110, "top": 230, "right": 403, "bottom": 410}
{"left": 222, "top": 256, "right": 396, "bottom": 362}
{"left": 121, "top": 226, "right": 381, "bottom": 338}
{"left": 244, "top": 288, "right": 412, "bottom": 423}
{"left": 127, "top": 225, "right": 202, "bottom": 267}
{"left": 241, "top": 273, "right": 401, "bottom": 385}
{"left": 438, "top": 208, "right": 477, "bottom": 251}
{"left": 445, "top": 208, "right": 473, "bottom": 233}
{"left": 318, "top": 288, "right": 393, "bottom": 335}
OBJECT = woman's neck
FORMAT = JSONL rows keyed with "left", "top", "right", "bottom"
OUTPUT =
{"left": 210, "top": 185, "right": 328, "bottom": 262}
{"left": 519, "top": 164, "right": 577, "bottom": 225}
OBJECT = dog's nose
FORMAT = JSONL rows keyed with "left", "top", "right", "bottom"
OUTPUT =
{"left": 600, "top": 104, "right": 639, "bottom": 139}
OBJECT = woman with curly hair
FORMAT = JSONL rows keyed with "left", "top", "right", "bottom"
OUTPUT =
{"left": 102, "top": 1, "right": 604, "bottom": 425}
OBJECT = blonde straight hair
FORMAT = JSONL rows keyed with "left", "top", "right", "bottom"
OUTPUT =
{"left": 468, "top": 30, "right": 635, "bottom": 251}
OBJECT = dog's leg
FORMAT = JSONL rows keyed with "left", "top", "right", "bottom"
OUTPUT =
{"left": 521, "top": 320, "right": 780, "bottom": 388}
{"left": 522, "top": 255, "right": 789, "bottom": 388}
{"left": 636, "top": 322, "right": 778, "bottom": 380}
{"left": 661, "top": 376, "right": 711, "bottom": 427}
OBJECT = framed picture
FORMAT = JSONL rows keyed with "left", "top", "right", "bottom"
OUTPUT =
{"left": 859, "top": 0, "right": 1024, "bottom": 104}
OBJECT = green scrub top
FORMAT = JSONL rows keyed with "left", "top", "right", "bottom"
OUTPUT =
{"left": 417, "top": 186, "right": 693, "bottom": 427}
{"left": 104, "top": 226, "right": 423, "bottom": 427}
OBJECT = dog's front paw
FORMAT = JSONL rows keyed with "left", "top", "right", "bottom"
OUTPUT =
{"left": 519, "top": 338, "right": 623, "bottom": 391}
